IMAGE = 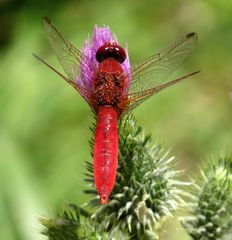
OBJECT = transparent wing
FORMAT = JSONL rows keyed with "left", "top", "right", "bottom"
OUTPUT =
{"left": 33, "top": 53, "right": 94, "bottom": 105}
{"left": 121, "top": 33, "right": 198, "bottom": 114}
{"left": 129, "top": 32, "right": 198, "bottom": 93}
{"left": 120, "top": 71, "right": 199, "bottom": 115}
{"left": 43, "top": 17, "right": 90, "bottom": 89}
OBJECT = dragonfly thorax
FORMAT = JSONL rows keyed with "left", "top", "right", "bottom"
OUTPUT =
{"left": 96, "top": 42, "right": 126, "bottom": 63}
{"left": 93, "top": 59, "right": 126, "bottom": 114}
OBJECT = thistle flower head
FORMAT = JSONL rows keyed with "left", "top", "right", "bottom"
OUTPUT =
{"left": 86, "top": 115, "right": 188, "bottom": 239}
{"left": 78, "top": 26, "right": 130, "bottom": 90}
{"left": 41, "top": 203, "right": 130, "bottom": 240}
{"left": 180, "top": 155, "right": 232, "bottom": 240}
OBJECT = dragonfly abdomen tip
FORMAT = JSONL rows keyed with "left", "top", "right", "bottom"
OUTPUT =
{"left": 100, "top": 194, "right": 108, "bottom": 204}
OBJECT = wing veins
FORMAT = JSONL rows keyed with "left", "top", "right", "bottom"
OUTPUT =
{"left": 43, "top": 17, "right": 92, "bottom": 81}
{"left": 33, "top": 53, "right": 93, "bottom": 102}
{"left": 131, "top": 33, "right": 196, "bottom": 78}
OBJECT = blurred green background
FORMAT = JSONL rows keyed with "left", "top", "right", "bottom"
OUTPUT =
{"left": 0, "top": 0, "right": 231, "bottom": 239}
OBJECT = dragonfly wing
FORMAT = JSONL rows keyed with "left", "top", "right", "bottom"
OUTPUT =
{"left": 43, "top": 17, "right": 91, "bottom": 90}
{"left": 33, "top": 53, "right": 93, "bottom": 104}
{"left": 121, "top": 32, "right": 198, "bottom": 114}
{"left": 121, "top": 71, "right": 199, "bottom": 115}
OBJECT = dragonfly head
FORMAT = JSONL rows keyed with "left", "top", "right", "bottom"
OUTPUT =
{"left": 96, "top": 42, "right": 126, "bottom": 64}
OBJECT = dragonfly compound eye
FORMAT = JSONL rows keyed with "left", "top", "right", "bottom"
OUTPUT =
{"left": 96, "top": 42, "right": 126, "bottom": 64}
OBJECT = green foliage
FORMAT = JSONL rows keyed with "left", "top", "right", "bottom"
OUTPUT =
{"left": 41, "top": 203, "right": 125, "bottom": 240}
{"left": 180, "top": 155, "right": 232, "bottom": 240}
{"left": 41, "top": 204, "right": 88, "bottom": 240}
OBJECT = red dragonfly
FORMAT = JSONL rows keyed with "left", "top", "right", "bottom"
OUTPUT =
{"left": 34, "top": 17, "right": 198, "bottom": 204}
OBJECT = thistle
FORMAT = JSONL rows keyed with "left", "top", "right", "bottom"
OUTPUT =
{"left": 40, "top": 203, "right": 129, "bottom": 240}
{"left": 180, "top": 155, "right": 232, "bottom": 240}
{"left": 85, "top": 115, "right": 188, "bottom": 239}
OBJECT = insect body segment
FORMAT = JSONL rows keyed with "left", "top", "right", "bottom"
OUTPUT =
{"left": 93, "top": 43, "right": 128, "bottom": 204}
{"left": 94, "top": 105, "right": 118, "bottom": 204}
{"left": 93, "top": 57, "right": 127, "bottom": 115}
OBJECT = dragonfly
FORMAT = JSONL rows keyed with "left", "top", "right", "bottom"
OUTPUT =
{"left": 33, "top": 17, "right": 198, "bottom": 204}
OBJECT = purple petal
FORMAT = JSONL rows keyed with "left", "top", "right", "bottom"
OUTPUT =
{"left": 76, "top": 25, "right": 131, "bottom": 92}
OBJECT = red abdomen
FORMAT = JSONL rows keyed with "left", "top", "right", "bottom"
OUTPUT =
{"left": 94, "top": 105, "right": 118, "bottom": 204}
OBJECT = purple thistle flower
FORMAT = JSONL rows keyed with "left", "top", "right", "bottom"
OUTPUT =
{"left": 77, "top": 25, "right": 131, "bottom": 91}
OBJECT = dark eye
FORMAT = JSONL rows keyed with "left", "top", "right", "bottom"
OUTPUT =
{"left": 96, "top": 42, "right": 126, "bottom": 63}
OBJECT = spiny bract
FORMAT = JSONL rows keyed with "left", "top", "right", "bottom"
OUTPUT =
{"left": 180, "top": 155, "right": 232, "bottom": 240}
